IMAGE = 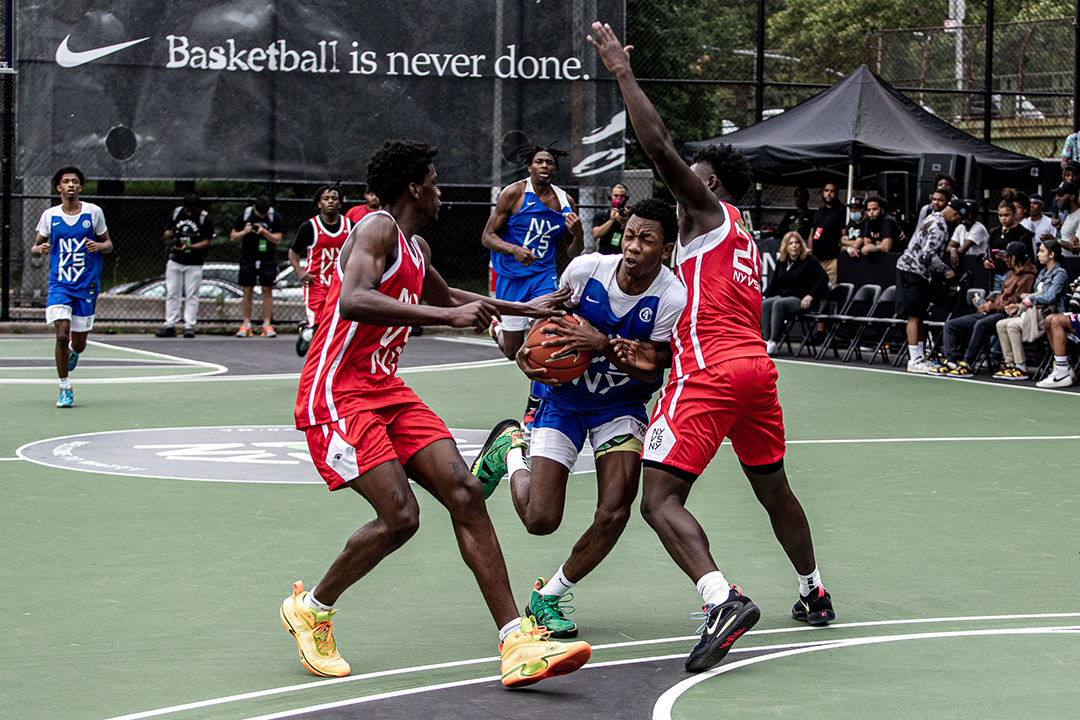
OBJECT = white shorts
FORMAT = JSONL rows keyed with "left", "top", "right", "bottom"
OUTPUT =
{"left": 46, "top": 304, "right": 95, "bottom": 332}
{"left": 530, "top": 413, "right": 646, "bottom": 472}
{"left": 498, "top": 314, "right": 531, "bottom": 332}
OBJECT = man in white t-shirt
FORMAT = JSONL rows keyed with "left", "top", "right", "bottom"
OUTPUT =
{"left": 950, "top": 200, "right": 989, "bottom": 257}
{"left": 1020, "top": 193, "right": 1057, "bottom": 257}
{"left": 1053, "top": 181, "right": 1080, "bottom": 256}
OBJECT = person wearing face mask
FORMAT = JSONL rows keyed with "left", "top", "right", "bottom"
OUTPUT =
{"left": 839, "top": 196, "right": 866, "bottom": 256}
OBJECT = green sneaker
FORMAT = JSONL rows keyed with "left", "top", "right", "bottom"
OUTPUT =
{"left": 524, "top": 578, "right": 578, "bottom": 638}
{"left": 470, "top": 419, "right": 525, "bottom": 499}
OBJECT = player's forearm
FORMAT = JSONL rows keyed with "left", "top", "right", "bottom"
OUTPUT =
{"left": 600, "top": 343, "right": 661, "bottom": 383}
{"left": 612, "top": 68, "right": 677, "bottom": 165}
{"left": 481, "top": 231, "right": 518, "bottom": 255}
{"left": 338, "top": 288, "right": 450, "bottom": 326}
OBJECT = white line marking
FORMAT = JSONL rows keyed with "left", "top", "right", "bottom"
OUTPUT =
{"left": 99, "top": 613, "right": 1080, "bottom": 720}
{"left": 652, "top": 625, "right": 1080, "bottom": 720}
{"left": 0, "top": 457, "right": 21, "bottom": 461}
{"left": 0, "top": 339, "right": 226, "bottom": 384}
{"left": 431, "top": 335, "right": 506, "bottom": 348}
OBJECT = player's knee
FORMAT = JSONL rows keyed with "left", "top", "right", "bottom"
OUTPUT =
{"left": 56, "top": 329, "right": 71, "bottom": 346}
{"left": 70, "top": 336, "right": 88, "bottom": 353}
{"left": 447, "top": 470, "right": 487, "bottom": 516}
{"left": 378, "top": 499, "right": 421, "bottom": 548}
{"left": 593, "top": 504, "right": 631, "bottom": 535}
{"left": 523, "top": 507, "right": 563, "bottom": 536}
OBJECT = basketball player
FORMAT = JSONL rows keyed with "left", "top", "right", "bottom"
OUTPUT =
{"left": 588, "top": 22, "right": 835, "bottom": 673}
{"left": 288, "top": 185, "right": 352, "bottom": 356}
{"left": 283, "top": 140, "right": 590, "bottom": 686}
{"left": 29, "top": 166, "right": 113, "bottom": 408}
{"left": 482, "top": 146, "right": 585, "bottom": 430}
{"left": 344, "top": 188, "right": 382, "bottom": 224}
{"left": 472, "top": 199, "right": 686, "bottom": 638}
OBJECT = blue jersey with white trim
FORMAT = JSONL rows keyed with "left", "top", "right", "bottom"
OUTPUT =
{"left": 491, "top": 179, "right": 571, "bottom": 280}
{"left": 40, "top": 203, "right": 108, "bottom": 297}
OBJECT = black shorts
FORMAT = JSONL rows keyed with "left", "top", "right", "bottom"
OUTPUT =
{"left": 239, "top": 259, "right": 277, "bottom": 288}
{"left": 895, "top": 269, "right": 932, "bottom": 319}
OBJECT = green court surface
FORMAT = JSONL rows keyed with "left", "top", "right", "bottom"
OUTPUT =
{"left": 1, "top": 344, "right": 1076, "bottom": 720}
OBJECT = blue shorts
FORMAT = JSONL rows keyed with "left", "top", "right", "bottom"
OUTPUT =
{"left": 531, "top": 399, "right": 648, "bottom": 469}
{"left": 46, "top": 289, "right": 97, "bottom": 331}
{"left": 1069, "top": 313, "right": 1080, "bottom": 339}
{"left": 494, "top": 272, "right": 557, "bottom": 332}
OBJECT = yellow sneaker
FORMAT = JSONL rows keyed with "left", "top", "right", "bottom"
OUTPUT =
{"left": 499, "top": 615, "right": 591, "bottom": 688}
{"left": 279, "top": 581, "right": 351, "bottom": 677}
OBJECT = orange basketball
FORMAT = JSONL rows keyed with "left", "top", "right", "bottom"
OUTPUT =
{"left": 523, "top": 315, "right": 594, "bottom": 383}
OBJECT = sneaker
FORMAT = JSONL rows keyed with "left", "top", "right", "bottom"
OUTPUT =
{"left": 470, "top": 419, "right": 526, "bottom": 499}
{"left": 295, "top": 322, "right": 312, "bottom": 357}
{"left": 235, "top": 326, "right": 253, "bottom": 338}
{"left": 993, "top": 364, "right": 1027, "bottom": 381}
{"left": 947, "top": 361, "right": 973, "bottom": 377}
{"left": 279, "top": 581, "right": 351, "bottom": 678}
{"left": 262, "top": 325, "right": 277, "bottom": 338}
{"left": 906, "top": 358, "right": 932, "bottom": 374}
{"left": 930, "top": 360, "right": 955, "bottom": 375}
{"left": 1036, "top": 371, "right": 1077, "bottom": 389}
{"left": 67, "top": 349, "right": 80, "bottom": 372}
{"left": 522, "top": 394, "right": 541, "bottom": 433}
{"left": 524, "top": 578, "right": 577, "bottom": 638}
{"left": 155, "top": 326, "right": 176, "bottom": 338}
{"left": 791, "top": 585, "right": 835, "bottom": 625}
{"left": 499, "top": 615, "right": 591, "bottom": 688}
{"left": 765, "top": 339, "right": 779, "bottom": 356}
{"left": 56, "top": 388, "right": 74, "bottom": 408}
{"left": 488, "top": 317, "right": 500, "bottom": 343}
{"left": 685, "top": 586, "right": 760, "bottom": 672}
{"left": 183, "top": 327, "right": 196, "bottom": 339}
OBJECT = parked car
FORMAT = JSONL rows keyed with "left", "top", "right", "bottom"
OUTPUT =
{"left": 105, "top": 263, "right": 301, "bottom": 300}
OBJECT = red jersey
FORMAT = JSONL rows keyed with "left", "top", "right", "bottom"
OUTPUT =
{"left": 671, "top": 202, "right": 767, "bottom": 378}
{"left": 294, "top": 211, "right": 426, "bottom": 429}
{"left": 345, "top": 205, "right": 377, "bottom": 225}
{"left": 302, "top": 215, "right": 353, "bottom": 287}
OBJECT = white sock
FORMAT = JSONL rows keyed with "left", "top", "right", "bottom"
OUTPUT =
{"left": 1015, "top": 362, "right": 1027, "bottom": 371}
{"left": 539, "top": 565, "right": 576, "bottom": 597}
{"left": 498, "top": 618, "right": 520, "bottom": 644}
{"left": 304, "top": 587, "right": 333, "bottom": 612}
{"left": 797, "top": 567, "right": 822, "bottom": 597}
{"left": 506, "top": 446, "right": 528, "bottom": 478}
{"left": 696, "top": 570, "right": 731, "bottom": 607}
{"left": 59, "top": 378, "right": 71, "bottom": 390}
{"left": 1054, "top": 356, "right": 1069, "bottom": 377}
{"left": 908, "top": 345, "right": 922, "bottom": 362}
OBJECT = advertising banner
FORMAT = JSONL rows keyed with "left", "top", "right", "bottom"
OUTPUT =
{"left": 17, "top": 0, "right": 625, "bottom": 184}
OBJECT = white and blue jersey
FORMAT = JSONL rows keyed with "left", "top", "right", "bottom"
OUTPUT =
{"left": 539, "top": 253, "right": 686, "bottom": 417}
{"left": 492, "top": 178, "right": 572, "bottom": 283}
{"left": 37, "top": 202, "right": 108, "bottom": 301}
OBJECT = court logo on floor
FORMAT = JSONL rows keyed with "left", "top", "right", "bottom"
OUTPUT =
{"left": 17, "top": 425, "right": 597, "bottom": 483}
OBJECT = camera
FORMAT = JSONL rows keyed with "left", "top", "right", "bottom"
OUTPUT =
{"left": 1069, "top": 290, "right": 1080, "bottom": 313}
{"left": 612, "top": 195, "right": 628, "bottom": 216}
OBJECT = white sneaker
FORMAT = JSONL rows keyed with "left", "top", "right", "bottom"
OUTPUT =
{"left": 766, "top": 340, "right": 779, "bottom": 356}
{"left": 1036, "top": 371, "right": 1076, "bottom": 389}
{"left": 906, "top": 358, "right": 931, "bottom": 374}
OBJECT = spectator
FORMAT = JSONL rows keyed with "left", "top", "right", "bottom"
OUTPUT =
{"left": 808, "top": 182, "right": 845, "bottom": 284}
{"left": 935, "top": 241, "right": 1037, "bottom": 377}
{"left": 839, "top": 196, "right": 865, "bottom": 254}
{"left": 155, "top": 195, "right": 213, "bottom": 338}
{"left": 895, "top": 196, "right": 960, "bottom": 373}
{"left": 1004, "top": 187, "right": 1030, "bottom": 224}
{"left": 230, "top": 195, "right": 283, "bottom": 338}
{"left": 985, "top": 199, "right": 1035, "bottom": 292}
{"left": 777, "top": 186, "right": 812, "bottom": 241}
{"left": 1053, "top": 180, "right": 1080, "bottom": 255}
{"left": 1037, "top": 290, "right": 1080, "bottom": 388}
{"left": 916, "top": 173, "right": 957, "bottom": 227}
{"left": 761, "top": 232, "right": 829, "bottom": 356}
{"left": 845, "top": 195, "right": 902, "bottom": 257}
{"left": 344, "top": 188, "right": 381, "bottom": 225}
{"left": 1047, "top": 161, "right": 1080, "bottom": 229}
{"left": 591, "top": 183, "right": 629, "bottom": 254}
{"left": 1020, "top": 193, "right": 1057, "bottom": 257}
{"left": 994, "top": 239, "right": 1069, "bottom": 380}
{"left": 950, "top": 199, "right": 989, "bottom": 258}
{"left": 1061, "top": 130, "right": 1080, "bottom": 169}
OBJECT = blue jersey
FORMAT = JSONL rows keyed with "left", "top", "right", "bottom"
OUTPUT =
{"left": 543, "top": 254, "right": 686, "bottom": 414}
{"left": 37, "top": 203, "right": 108, "bottom": 297}
{"left": 491, "top": 178, "right": 572, "bottom": 280}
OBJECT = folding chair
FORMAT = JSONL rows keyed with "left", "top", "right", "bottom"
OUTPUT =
{"left": 862, "top": 286, "right": 907, "bottom": 365}
{"left": 815, "top": 284, "right": 881, "bottom": 360}
{"left": 779, "top": 283, "right": 853, "bottom": 358}
{"left": 842, "top": 285, "right": 899, "bottom": 362}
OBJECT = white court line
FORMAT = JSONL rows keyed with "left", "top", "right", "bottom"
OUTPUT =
{"left": 0, "top": 339, "right": 226, "bottom": 384}
{"left": 651, "top": 625, "right": 1080, "bottom": 720}
{"left": 431, "top": 335, "right": 505, "bottom": 348}
{"left": 100, "top": 612, "right": 1080, "bottom": 720}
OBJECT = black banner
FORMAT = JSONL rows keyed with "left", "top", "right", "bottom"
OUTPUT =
{"left": 17, "top": 1, "right": 625, "bottom": 184}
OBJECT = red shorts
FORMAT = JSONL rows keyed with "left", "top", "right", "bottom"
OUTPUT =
{"left": 642, "top": 356, "right": 785, "bottom": 476}
{"left": 304, "top": 283, "right": 330, "bottom": 326}
{"left": 304, "top": 399, "right": 452, "bottom": 491}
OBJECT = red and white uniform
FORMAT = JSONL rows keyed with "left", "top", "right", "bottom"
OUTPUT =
{"left": 301, "top": 215, "right": 353, "bottom": 325}
{"left": 642, "top": 202, "right": 786, "bottom": 474}
{"left": 294, "top": 210, "right": 451, "bottom": 490}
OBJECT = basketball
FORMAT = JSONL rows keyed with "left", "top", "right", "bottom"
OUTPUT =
{"left": 523, "top": 315, "right": 594, "bottom": 383}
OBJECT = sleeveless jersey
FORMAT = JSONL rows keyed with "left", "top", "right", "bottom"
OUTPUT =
{"left": 670, "top": 202, "right": 767, "bottom": 377}
{"left": 37, "top": 202, "right": 108, "bottom": 297}
{"left": 491, "top": 178, "right": 572, "bottom": 280}
{"left": 543, "top": 253, "right": 686, "bottom": 414}
{"left": 303, "top": 215, "right": 353, "bottom": 287}
{"left": 294, "top": 211, "right": 426, "bottom": 429}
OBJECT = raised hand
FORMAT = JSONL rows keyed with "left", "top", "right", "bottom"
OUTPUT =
{"left": 612, "top": 337, "right": 659, "bottom": 372}
{"left": 520, "top": 287, "right": 571, "bottom": 317}
{"left": 587, "top": 21, "right": 633, "bottom": 75}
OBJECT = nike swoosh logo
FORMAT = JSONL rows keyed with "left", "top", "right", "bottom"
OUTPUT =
{"left": 585, "top": 297, "right": 599, "bottom": 303}
{"left": 707, "top": 611, "right": 735, "bottom": 636}
{"left": 55, "top": 35, "right": 150, "bottom": 68}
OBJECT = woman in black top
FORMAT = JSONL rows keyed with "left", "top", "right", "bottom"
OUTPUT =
{"left": 762, "top": 231, "right": 830, "bottom": 355}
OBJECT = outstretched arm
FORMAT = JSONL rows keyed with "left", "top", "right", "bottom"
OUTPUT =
{"left": 587, "top": 22, "right": 721, "bottom": 220}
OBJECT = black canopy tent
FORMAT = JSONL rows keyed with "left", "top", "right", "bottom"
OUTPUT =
{"left": 682, "top": 65, "right": 1041, "bottom": 191}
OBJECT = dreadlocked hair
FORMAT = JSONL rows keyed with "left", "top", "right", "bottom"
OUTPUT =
{"left": 366, "top": 140, "right": 439, "bottom": 207}
{"left": 514, "top": 144, "right": 569, "bottom": 169}
{"left": 689, "top": 144, "right": 753, "bottom": 202}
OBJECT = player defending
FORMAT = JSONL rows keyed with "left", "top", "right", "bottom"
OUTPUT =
{"left": 29, "top": 166, "right": 113, "bottom": 408}
{"left": 472, "top": 199, "right": 686, "bottom": 638}
{"left": 284, "top": 140, "right": 590, "bottom": 686}
{"left": 288, "top": 185, "right": 352, "bottom": 356}
{"left": 588, "top": 22, "right": 835, "bottom": 673}
{"left": 482, "top": 146, "right": 585, "bottom": 430}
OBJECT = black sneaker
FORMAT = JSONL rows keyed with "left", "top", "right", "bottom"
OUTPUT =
{"left": 155, "top": 326, "right": 176, "bottom": 338}
{"left": 183, "top": 327, "right": 195, "bottom": 338}
{"left": 791, "top": 585, "right": 835, "bottom": 625}
{"left": 685, "top": 586, "right": 760, "bottom": 672}
{"left": 295, "top": 322, "right": 312, "bottom": 357}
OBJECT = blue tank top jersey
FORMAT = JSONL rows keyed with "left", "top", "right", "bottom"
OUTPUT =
{"left": 42, "top": 203, "right": 107, "bottom": 297}
{"left": 491, "top": 178, "right": 572, "bottom": 280}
